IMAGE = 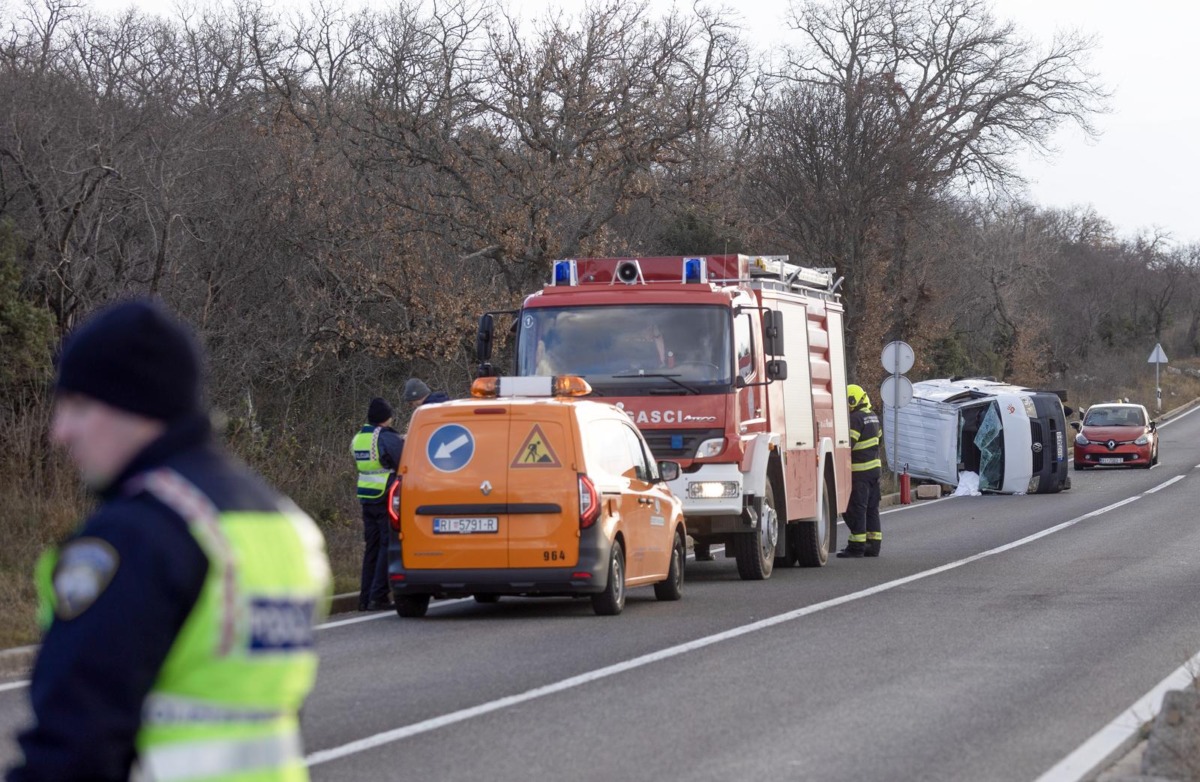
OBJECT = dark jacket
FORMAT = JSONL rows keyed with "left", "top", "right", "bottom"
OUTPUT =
{"left": 421, "top": 391, "right": 451, "bottom": 406}
{"left": 8, "top": 414, "right": 288, "bottom": 782}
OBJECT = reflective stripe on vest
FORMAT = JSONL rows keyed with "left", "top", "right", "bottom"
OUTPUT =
{"left": 351, "top": 426, "right": 390, "bottom": 500}
{"left": 135, "top": 731, "right": 303, "bottom": 782}
{"left": 133, "top": 467, "right": 329, "bottom": 782}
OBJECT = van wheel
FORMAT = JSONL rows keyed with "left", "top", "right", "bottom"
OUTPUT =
{"left": 474, "top": 594, "right": 500, "bottom": 604}
{"left": 797, "top": 472, "right": 834, "bottom": 567}
{"left": 654, "top": 531, "right": 685, "bottom": 601}
{"left": 592, "top": 541, "right": 626, "bottom": 616}
{"left": 735, "top": 478, "right": 777, "bottom": 581}
{"left": 394, "top": 595, "right": 430, "bottom": 618}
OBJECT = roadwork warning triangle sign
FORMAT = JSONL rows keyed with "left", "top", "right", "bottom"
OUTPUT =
{"left": 512, "top": 424, "right": 561, "bottom": 468}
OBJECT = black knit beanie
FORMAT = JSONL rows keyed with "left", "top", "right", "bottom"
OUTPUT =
{"left": 55, "top": 298, "right": 204, "bottom": 421}
{"left": 367, "top": 397, "right": 393, "bottom": 425}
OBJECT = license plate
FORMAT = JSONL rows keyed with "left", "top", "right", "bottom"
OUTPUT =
{"left": 433, "top": 517, "right": 498, "bottom": 534}
{"left": 1055, "top": 432, "right": 1064, "bottom": 461}
{"left": 1099, "top": 457, "right": 1123, "bottom": 465}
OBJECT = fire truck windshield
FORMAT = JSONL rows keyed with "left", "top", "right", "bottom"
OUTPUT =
{"left": 517, "top": 305, "right": 732, "bottom": 395}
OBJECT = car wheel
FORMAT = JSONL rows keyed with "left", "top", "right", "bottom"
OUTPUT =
{"left": 735, "top": 477, "right": 778, "bottom": 581}
{"left": 474, "top": 594, "right": 500, "bottom": 604}
{"left": 1151, "top": 446, "right": 1159, "bottom": 466}
{"left": 654, "top": 530, "right": 685, "bottom": 601}
{"left": 591, "top": 540, "right": 626, "bottom": 616}
{"left": 394, "top": 595, "right": 430, "bottom": 618}
{"left": 797, "top": 472, "right": 835, "bottom": 568}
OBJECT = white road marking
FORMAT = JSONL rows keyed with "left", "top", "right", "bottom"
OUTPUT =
{"left": 0, "top": 680, "right": 29, "bottom": 693}
{"left": 1144, "top": 475, "right": 1185, "bottom": 495}
{"left": 305, "top": 494, "right": 1143, "bottom": 768}
{"left": 1035, "top": 648, "right": 1200, "bottom": 782}
{"left": 317, "top": 597, "right": 473, "bottom": 630}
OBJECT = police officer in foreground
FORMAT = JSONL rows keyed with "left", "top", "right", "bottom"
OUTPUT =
{"left": 837, "top": 384, "right": 883, "bottom": 558}
{"left": 7, "top": 299, "right": 332, "bottom": 782}
{"left": 352, "top": 397, "right": 403, "bottom": 611}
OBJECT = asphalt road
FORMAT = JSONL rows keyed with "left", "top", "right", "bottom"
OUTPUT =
{"left": 2, "top": 406, "right": 1198, "bottom": 781}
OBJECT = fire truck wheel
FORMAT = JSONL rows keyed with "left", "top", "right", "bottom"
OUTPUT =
{"left": 735, "top": 479, "right": 777, "bottom": 580}
{"left": 654, "top": 529, "right": 686, "bottom": 601}
{"left": 394, "top": 595, "right": 431, "bottom": 618}
{"left": 797, "top": 473, "right": 835, "bottom": 567}
{"left": 592, "top": 540, "right": 626, "bottom": 616}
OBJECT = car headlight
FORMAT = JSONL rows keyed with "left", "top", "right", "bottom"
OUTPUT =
{"left": 694, "top": 438, "right": 726, "bottom": 459}
{"left": 1027, "top": 475, "right": 1041, "bottom": 494}
{"left": 1075, "top": 433, "right": 1090, "bottom": 446}
{"left": 1134, "top": 434, "right": 1149, "bottom": 445}
{"left": 1021, "top": 397, "right": 1037, "bottom": 418}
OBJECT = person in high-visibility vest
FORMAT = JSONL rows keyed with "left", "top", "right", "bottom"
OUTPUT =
{"left": 7, "top": 299, "right": 331, "bottom": 782}
{"left": 837, "top": 384, "right": 883, "bottom": 559}
{"left": 351, "top": 398, "right": 403, "bottom": 611}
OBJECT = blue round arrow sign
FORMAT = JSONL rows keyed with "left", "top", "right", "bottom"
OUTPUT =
{"left": 426, "top": 424, "right": 475, "bottom": 472}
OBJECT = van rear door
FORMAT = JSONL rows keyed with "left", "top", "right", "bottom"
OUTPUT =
{"left": 401, "top": 405, "right": 511, "bottom": 570}
{"left": 506, "top": 404, "right": 581, "bottom": 569}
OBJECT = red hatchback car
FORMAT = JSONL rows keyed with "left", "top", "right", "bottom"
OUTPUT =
{"left": 1072, "top": 403, "right": 1159, "bottom": 469}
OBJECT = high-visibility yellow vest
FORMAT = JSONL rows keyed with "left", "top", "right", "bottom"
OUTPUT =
{"left": 351, "top": 426, "right": 390, "bottom": 501}
{"left": 37, "top": 468, "right": 332, "bottom": 781}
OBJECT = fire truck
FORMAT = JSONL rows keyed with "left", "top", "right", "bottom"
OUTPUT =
{"left": 476, "top": 255, "right": 852, "bottom": 580}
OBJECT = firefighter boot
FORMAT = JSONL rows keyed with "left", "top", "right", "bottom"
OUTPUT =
{"left": 836, "top": 542, "right": 865, "bottom": 558}
{"left": 865, "top": 534, "right": 881, "bottom": 558}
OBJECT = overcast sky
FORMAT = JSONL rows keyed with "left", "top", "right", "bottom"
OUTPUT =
{"left": 80, "top": 0, "right": 1200, "bottom": 247}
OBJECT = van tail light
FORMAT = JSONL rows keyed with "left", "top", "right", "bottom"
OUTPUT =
{"left": 579, "top": 474, "right": 600, "bottom": 529}
{"left": 386, "top": 477, "right": 402, "bottom": 530}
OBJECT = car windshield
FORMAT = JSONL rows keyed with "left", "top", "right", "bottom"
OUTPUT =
{"left": 1084, "top": 407, "right": 1145, "bottom": 427}
{"left": 516, "top": 304, "right": 731, "bottom": 396}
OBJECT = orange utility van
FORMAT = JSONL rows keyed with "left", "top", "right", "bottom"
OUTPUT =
{"left": 387, "top": 375, "right": 686, "bottom": 617}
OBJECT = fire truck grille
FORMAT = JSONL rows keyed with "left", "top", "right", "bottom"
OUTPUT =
{"left": 640, "top": 429, "right": 725, "bottom": 460}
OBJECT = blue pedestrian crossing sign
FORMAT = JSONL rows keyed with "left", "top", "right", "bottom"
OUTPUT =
{"left": 426, "top": 424, "right": 475, "bottom": 472}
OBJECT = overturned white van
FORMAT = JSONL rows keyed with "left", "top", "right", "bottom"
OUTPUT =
{"left": 881, "top": 378, "right": 1071, "bottom": 494}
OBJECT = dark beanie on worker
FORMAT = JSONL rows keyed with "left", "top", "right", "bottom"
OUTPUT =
{"left": 402, "top": 378, "right": 430, "bottom": 403}
{"left": 55, "top": 298, "right": 204, "bottom": 421}
{"left": 367, "top": 397, "right": 393, "bottom": 425}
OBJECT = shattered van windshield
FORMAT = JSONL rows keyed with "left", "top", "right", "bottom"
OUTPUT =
{"left": 516, "top": 305, "right": 731, "bottom": 395}
{"left": 974, "top": 404, "right": 1005, "bottom": 491}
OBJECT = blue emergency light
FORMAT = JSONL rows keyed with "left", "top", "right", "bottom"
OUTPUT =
{"left": 553, "top": 259, "right": 578, "bottom": 286}
{"left": 671, "top": 434, "right": 684, "bottom": 450}
{"left": 683, "top": 257, "right": 707, "bottom": 283}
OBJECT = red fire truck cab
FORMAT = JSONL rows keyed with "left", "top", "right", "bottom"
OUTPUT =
{"left": 477, "top": 254, "right": 851, "bottom": 580}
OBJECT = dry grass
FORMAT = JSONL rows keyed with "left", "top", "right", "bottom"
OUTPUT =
{"left": 0, "top": 408, "right": 367, "bottom": 648}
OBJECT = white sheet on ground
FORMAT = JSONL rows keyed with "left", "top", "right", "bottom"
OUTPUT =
{"left": 953, "top": 471, "right": 982, "bottom": 496}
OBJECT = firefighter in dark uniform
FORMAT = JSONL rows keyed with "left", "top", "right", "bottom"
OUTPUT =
{"left": 7, "top": 299, "right": 331, "bottom": 782}
{"left": 352, "top": 397, "right": 403, "bottom": 611}
{"left": 837, "top": 384, "right": 883, "bottom": 558}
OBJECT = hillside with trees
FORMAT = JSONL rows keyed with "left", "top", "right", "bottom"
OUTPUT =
{"left": 1, "top": 0, "right": 1196, "bottom": 643}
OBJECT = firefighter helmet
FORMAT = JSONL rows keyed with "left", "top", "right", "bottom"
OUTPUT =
{"left": 847, "top": 384, "right": 871, "bottom": 411}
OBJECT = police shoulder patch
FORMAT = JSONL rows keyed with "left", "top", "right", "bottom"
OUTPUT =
{"left": 53, "top": 537, "right": 120, "bottom": 621}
